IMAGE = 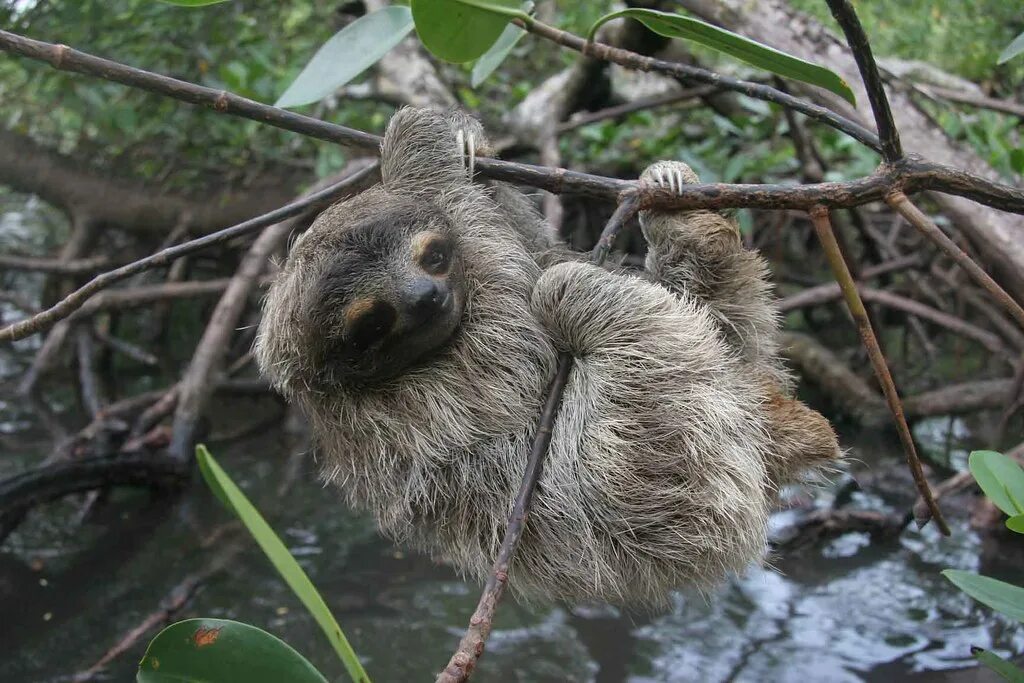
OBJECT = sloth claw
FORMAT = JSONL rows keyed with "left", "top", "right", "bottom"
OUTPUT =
{"left": 456, "top": 128, "right": 476, "bottom": 178}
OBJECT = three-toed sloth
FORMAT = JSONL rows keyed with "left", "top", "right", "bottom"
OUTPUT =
{"left": 255, "top": 107, "right": 840, "bottom": 606}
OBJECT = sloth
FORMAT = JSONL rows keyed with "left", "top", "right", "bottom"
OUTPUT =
{"left": 255, "top": 107, "right": 840, "bottom": 606}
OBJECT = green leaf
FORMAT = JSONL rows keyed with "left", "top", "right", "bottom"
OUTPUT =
{"left": 998, "top": 31, "right": 1024, "bottom": 65}
{"left": 969, "top": 450, "right": 1024, "bottom": 517}
{"left": 1007, "top": 515, "right": 1024, "bottom": 534}
{"left": 974, "top": 649, "right": 1024, "bottom": 683}
{"left": 138, "top": 618, "right": 328, "bottom": 683}
{"left": 411, "top": 0, "right": 527, "bottom": 63}
{"left": 471, "top": 23, "right": 526, "bottom": 87}
{"left": 159, "top": 0, "right": 230, "bottom": 6}
{"left": 943, "top": 570, "right": 1024, "bottom": 622}
{"left": 195, "top": 446, "right": 370, "bottom": 683}
{"left": 276, "top": 6, "right": 415, "bottom": 108}
{"left": 586, "top": 9, "right": 856, "bottom": 106}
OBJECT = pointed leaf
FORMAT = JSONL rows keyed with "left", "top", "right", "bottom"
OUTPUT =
{"left": 276, "top": 6, "right": 415, "bottom": 108}
{"left": 411, "top": 0, "right": 526, "bottom": 63}
{"left": 969, "top": 450, "right": 1024, "bottom": 517}
{"left": 1007, "top": 515, "right": 1024, "bottom": 534}
{"left": 999, "top": 31, "right": 1024, "bottom": 65}
{"left": 974, "top": 649, "right": 1024, "bottom": 683}
{"left": 943, "top": 570, "right": 1024, "bottom": 622}
{"left": 471, "top": 23, "right": 526, "bottom": 87}
{"left": 195, "top": 446, "right": 370, "bottom": 683}
{"left": 138, "top": 618, "right": 328, "bottom": 683}
{"left": 587, "top": 9, "right": 856, "bottom": 105}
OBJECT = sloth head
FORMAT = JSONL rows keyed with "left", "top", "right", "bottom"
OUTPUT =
{"left": 260, "top": 194, "right": 467, "bottom": 391}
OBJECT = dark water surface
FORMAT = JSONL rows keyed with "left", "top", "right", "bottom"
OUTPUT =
{"left": 1, "top": 395, "right": 1021, "bottom": 682}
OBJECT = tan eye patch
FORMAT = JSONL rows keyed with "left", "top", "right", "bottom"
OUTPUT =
{"left": 344, "top": 298, "right": 378, "bottom": 328}
{"left": 410, "top": 231, "right": 444, "bottom": 263}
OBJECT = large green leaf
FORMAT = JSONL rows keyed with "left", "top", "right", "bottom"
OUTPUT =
{"left": 159, "top": 0, "right": 230, "bottom": 5}
{"left": 999, "top": 31, "right": 1024, "bottom": 65}
{"left": 587, "top": 9, "right": 856, "bottom": 106}
{"left": 471, "top": 23, "right": 527, "bottom": 87}
{"left": 943, "top": 570, "right": 1024, "bottom": 622}
{"left": 195, "top": 446, "right": 370, "bottom": 683}
{"left": 275, "top": 6, "right": 415, "bottom": 108}
{"left": 138, "top": 618, "right": 327, "bottom": 683}
{"left": 969, "top": 450, "right": 1024, "bottom": 517}
{"left": 974, "top": 649, "right": 1024, "bottom": 682}
{"left": 411, "top": 0, "right": 527, "bottom": 63}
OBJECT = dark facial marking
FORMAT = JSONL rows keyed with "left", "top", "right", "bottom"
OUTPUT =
{"left": 344, "top": 299, "right": 397, "bottom": 350}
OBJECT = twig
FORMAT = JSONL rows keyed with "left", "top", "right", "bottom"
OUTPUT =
{"left": 824, "top": 0, "right": 903, "bottom": 161}
{"left": 437, "top": 197, "right": 640, "bottom": 682}
{"left": 92, "top": 329, "right": 159, "bottom": 367}
{"left": 0, "top": 164, "right": 379, "bottom": 343}
{"left": 514, "top": 17, "right": 882, "bottom": 152}
{"left": 809, "top": 206, "right": 949, "bottom": 535}
{"left": 0, "top": 253, "right": 118, "bottom": 274}
{"left": 74, "top": 325, "right": 104, "bottom": 418}
{"left": 887, "top": 191, "right": 1024, "bottom": 330}
{"left": 556, "top": 86, "right": 716, "bottom": 133}
{"left": 778, "top": 254, "right": 921, "bottom": 311}
{"left": 916, "top": 84, "right": 1024, "bottom": 119}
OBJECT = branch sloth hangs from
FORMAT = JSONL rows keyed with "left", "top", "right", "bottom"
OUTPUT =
{"left": 255, "top": 107, "right": 841, "bottom": 605}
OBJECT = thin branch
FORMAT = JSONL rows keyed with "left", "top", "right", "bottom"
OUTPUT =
{"left": 916, "top": 84, "right": 1024, "bottom": 119}
{"left": 437, "top": 197, "right": 640, "bottom": 682}
{"left": 809, "top": 206, "right": 949, "bottom": 535}
{"left": 0, "top": 163, "right": 379, "bottom": 343}
{"left": 515, "top": 17, "right": 882, "bottom": 152}
{"left": 887, "top": 190, "right": 1024, "bottom": 330}
{"left": 0, "top": 253, "right": 117, "bottom": 274}
{"left": 556, "top": 85, "right": 717, "bottom": 133}
{"left": 0, "top": 30, "right": 379, "bottom": 153}
{"left": 824, "top": 0, "right": 903, "bottom": 161}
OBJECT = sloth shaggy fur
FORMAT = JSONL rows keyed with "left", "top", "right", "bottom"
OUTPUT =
{"left": 255, "top": 107, "right": 840, "bottom": 606}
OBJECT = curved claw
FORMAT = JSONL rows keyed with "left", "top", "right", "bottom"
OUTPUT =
{"left": 454, "top": 128, "right": 476, "bottom": 179}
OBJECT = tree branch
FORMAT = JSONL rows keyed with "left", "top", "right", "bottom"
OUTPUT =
{"left": 808, "top": 207, "right": 949, "bottom": 534}
{"left": 0, "top": 163, "right": 379, "bottom": 342}
{"left": 823, "top": 0, "right": 902, "bottom": 161}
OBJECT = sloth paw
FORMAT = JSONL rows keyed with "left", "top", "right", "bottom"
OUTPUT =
{"left": 640, "top": 160, "right": 700, "bottom": 195}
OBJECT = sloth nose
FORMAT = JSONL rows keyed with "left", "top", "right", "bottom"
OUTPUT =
{"left": 406, "top": 278, "right": 446, "bottom": 317}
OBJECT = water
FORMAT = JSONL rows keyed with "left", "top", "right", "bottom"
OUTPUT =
{"left": 0, "top": 401, "right": 1021, "bottom": 682}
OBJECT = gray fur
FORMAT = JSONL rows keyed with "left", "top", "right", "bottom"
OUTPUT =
{"left": 255, "top": 107, "right": 840, "bottom": 606}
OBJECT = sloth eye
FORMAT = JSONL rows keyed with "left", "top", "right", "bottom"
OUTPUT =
{"left": 345, "top": 300, "right": 396, "bottom": 351}
{"left": 418, "top": 239, "right": 451, "bottom": 275}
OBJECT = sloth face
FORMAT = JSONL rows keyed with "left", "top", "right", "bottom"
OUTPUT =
{"left": 303, "top": 205, "right": 466, "bottom": 386}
